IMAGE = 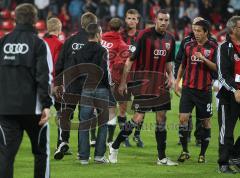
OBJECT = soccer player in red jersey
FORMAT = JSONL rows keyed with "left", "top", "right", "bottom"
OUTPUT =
{"left": 43, "top": 17, "right": 63, "bottom": 79}
{"left": 109, "top": 9, "right": 178, "bottom": 166}
{"left": 101, "top": 18, "right": 130, "bottom": 146}
{"left": 175, "top": 20, "right": 218, "bottom": 163}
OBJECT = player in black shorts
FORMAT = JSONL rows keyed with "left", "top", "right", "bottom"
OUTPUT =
{"left": 175, "top": 19, "right": 218, "bottom": 163}
{"left": 108, "top": 9, "right": 178, "bottom": 166}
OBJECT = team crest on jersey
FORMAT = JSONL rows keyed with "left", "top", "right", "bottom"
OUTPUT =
{"left": 204, "top": 50, "right": 211, "bottom": 57}
{"left": 165, "top": 43, "right": 170, "bottom": 50}
{"left": 234, "top": 53, "right": 240, "bottom": 61}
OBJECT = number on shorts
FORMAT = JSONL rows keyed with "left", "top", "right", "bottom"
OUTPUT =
{"left": 207, "top": 103, "right": 212, "bottom": 114}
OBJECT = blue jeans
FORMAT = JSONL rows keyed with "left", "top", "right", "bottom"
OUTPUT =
{"left": 78, "top": 88, "right": 109, "bottom": 160}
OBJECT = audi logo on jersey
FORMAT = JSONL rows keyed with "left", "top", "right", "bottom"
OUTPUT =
{"left": 191, "top": 55, "right": 203, "bottom": 62}
{"left": 234, "top": 54, "right": 240, "bottom": 61}
{"left": 101, "top": 40, "right": 113, "bottom": 49}
{"left": 129, "top": 45, "right": 136, "bottom": 53}
{"left": 3, "top": 43, "right": 29, "bottom": 54}
{"left": 154, "top": 49, "right": 167, "bottom": 56}
{"left": 72, "top": 43, "right": 85, "bottom": 50}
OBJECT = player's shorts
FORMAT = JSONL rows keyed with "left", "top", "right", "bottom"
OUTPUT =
{"left": 131, "top": 95, "right": 171, "bottom": 113}
{"left": 180, "top": 87, "right": 213, "bottom": 119}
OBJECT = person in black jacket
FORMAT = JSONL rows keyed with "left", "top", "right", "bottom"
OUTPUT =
{"left": 73, "top": 23, "right": 111, "bottom": 164}
{"left": 53, "top": 12, "right": 97, "bottom": 160}
{"left": 217, "top": 16, "right": 240, "bottom": 174}
{"left": 0, "top": 3, "right": 53, "bottom": 178}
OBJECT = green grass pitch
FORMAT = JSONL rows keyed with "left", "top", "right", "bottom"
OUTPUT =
{"left": 14, "top": 94, "right": 239, "bottom": 178}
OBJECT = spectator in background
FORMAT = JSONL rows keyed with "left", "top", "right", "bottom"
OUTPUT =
{"left": 96, "top": 0, "right": 111, "bottom": 19}
{"left": 117, "top": 0, "right": 125, "bottom": 18}
{"left": 58, "top": 3, "right": 70, "bottom": 33}
{"left": 34, "top": 0, "right": 50, "bottom": 19}
{"left": 68, "top": 0, "right": 83, "bottom": 32}
{"left": 186, "top": 1, "right": 199, "bottom": 22}
{"left": 150, "top": 0, "right": 161, "bottom": 21}
{"left": 138, "top": 0, "right": 150, "bottom": 27}
{"left": 177, "top": 0, "right": 186, "bottom": 20}
{"left": 198, "top": 0, "right": 212, "bottom": 21}
{"left": 82, "top": 0, "right": 98, "bottom": 14}
{"left": 229, "top": 0, "right": 240, "bottom": 15}
{"left": 124, "top": 0, "right": 137, "bottom": 14}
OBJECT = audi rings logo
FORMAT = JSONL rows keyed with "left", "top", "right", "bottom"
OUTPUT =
{"left": 3, "top": 43, "right": 29, "bottom": 54}
{"left": 154, "top": 49, "right": 167, "bottom": 56}
{"left": 191, "top": 55, "right": 203, "bottom": 62}
{"left": 72, "top": 43, "right": 85, "bottom": 50}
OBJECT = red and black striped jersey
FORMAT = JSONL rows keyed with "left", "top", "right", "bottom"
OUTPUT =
{"left": 182, "top": 40, "right": 218, "bottom": 91}
{"left": 130, "top": 27, "right": 175, "bottom": 72}
{"left": 129, "top": 27, "right": 175, "bottom": 96}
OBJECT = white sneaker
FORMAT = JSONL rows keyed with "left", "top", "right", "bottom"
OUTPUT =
{"left": 90, "top": 140, "right": 96, "bottom": 147}
{"left": 80, "top": 159, "right": 89, "bottom": 165}
{"left": 109, "top": 145, "right": 118, "bottom": 163}
{"left": 54, "top": 142, "right": 69, "bottom": 160}
{"left": 157, "top": 157, "right": 178, "bottom": 166}
{"left": 94, "top": 156, "right": 109, "bottom": 164}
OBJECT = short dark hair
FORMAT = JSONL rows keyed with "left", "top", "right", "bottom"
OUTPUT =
{"left": 15, "top": 3, "right": 38, "bottom": 25}
{"left": 194, "top": 20, "right": 210, "bottom": 33}
{"left": 156, "top": 9, "right": 170, "bottom": 17}
{"left": 109, "top": 18, "right": 122, "bottom": 31}
{"left": 81, "top": 12, "right": 97, "bottom": 29}
{"left": 86, "top": 23, "right": 101, "bottom": 39}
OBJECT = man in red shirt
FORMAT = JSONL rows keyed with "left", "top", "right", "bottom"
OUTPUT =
{"left": 43, "top": 17, "right": 63, "bottom": 79}
{"left": 43, "top": 17, "right": 69, "bottom": 155}
{"left": 101, "top": 18, "right": 130, "bottom": 146}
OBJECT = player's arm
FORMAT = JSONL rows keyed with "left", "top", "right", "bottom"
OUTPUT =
{"left": 118, "top": 58, "right": 134, "bottom": 95}
{"left": 166, "top": 62, "right": 174, "bottom": 89}
{"left": 174, "top": 64, "right": 184, "bottom": 97}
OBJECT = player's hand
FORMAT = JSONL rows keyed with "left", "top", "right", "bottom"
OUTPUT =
{"left": 39, "top": 108, "right": 50, "bottom": 126}
{"left": 53, "top": 85, "right": 64, "bottom": 99}
{"left": 234, "top": 90, "right": 240, "bottom": 103}
{"left": 118, "top": 82, "right": 127, "bottom": 95}
{"left": 174, "top": 80, "right": 181, "bottom": 97}
{"left": 166, "top": 75, "right": 174, "bottom": 89}
{"left": 194, "top": 52, "right": 205, "bottom": 62}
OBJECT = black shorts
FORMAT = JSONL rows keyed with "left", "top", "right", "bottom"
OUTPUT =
{"left": 180, "top": 87, "right": 213, "bottom": 119}
{"left": 131, "top": 95, "right": 171, "bottom": 113}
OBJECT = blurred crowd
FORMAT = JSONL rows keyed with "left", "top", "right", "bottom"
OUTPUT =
{"left": 1, "top": 0, "right": 240, "bottom": 41}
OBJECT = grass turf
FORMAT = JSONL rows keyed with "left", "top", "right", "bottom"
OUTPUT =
{"left": 14, "top": 94, "right": 239, "bottom": 178}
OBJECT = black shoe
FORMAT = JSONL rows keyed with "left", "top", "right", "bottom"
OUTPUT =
{"left": 133, "top": 135, "right": 144, "bottom": 148}
{"left": 177, "top": 152, "right": 190, "bottom": 162}
{"left": 229, "top": 158, "right": 240, "bottom": 173}
{"left": 54, "top": 142, "right": 69, "bottom": 160}
{"left": 218, "top": 165, "right": 237, "bottom": 174}
{"left": 123, "top": 138, "right": 132, "bottom": 147}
